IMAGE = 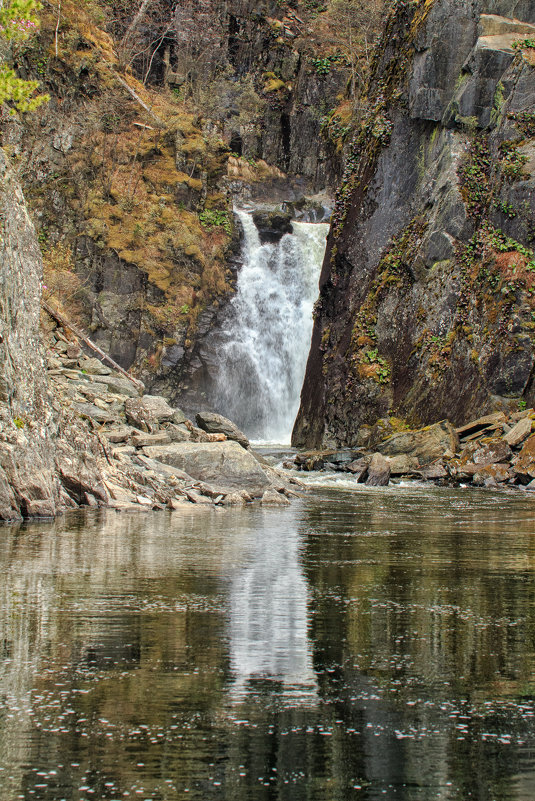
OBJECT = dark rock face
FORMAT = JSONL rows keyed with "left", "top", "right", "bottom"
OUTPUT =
{"left": 293, "top": 0, "right": 535, "bottom": 448}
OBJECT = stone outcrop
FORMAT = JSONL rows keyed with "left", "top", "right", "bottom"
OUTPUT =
{"left": 0, "top": 149, "right": 57, "bottom": 520}
{"left": 195, "top": 411, "right": 250, "bottom": 449}
{"left": 293, "top": 0, "right": 535, "bottom": 449}
{"left": 290, "top": 409, "right": 535, "bottom": 490}
{"left": 0, "top": 149, "right": 300, "bottom": 520}
{"left": 377, "top": 421, "right": 459, "bottom": 464}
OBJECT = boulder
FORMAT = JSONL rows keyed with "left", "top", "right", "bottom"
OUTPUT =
{"left": 512, "top": 434, "right": 535, "bottom": 483}
{"left": 416, "top": 461, "right": 448, "bottom": 480}
{"left": 387, "top": 454, "right": 419, "bottom": 476}
{"left": 78, "top": 356, "right": 112, "bottom": 375}
{"left": 195, "top": 411, "right": 249, "bottom": 448}
{"left": 131, "top": 431, "right": 172, "bottom": 448}
{"left": 141, "top": 441, "right": 273, "bottom": 495}
{"left": 251, "top": 209, "right": 293, "bottom": 243}
{"left": 125, "top": 395, "right": 176, "bottom": 431}
{"left": 366, "top": 453, "right": 391, "bottom": 486}
{"left": 261, "top": 489, "right": 291, "bottom": 506}
{"left": 377, "top": 420, "right": 459, "bottom": 465}
{"left": 221, "top": 491, "right": 247, "bottom": 505}
{"left": 160, "top": 422, "right": 191, "bottom": 442}
{"left": 472, "top": 438, "right": 512, "bottom": 466}
{"left": 456, "top": 413, "right": 507, "bottom": 441}
{"left": 472, "top": 463, "right": 512, "bottom": 486}
{"left": 346, "top": 456, "right": 370, "bottom": 481}
{"left": 101, "top": 375, "right": 140, "bottom": 397}
{"left": 72, "top": 402, "right": 116, "bottom": 423}
{"left": 503, "top": 417, "right": 533, "bottom": 447}
{"left": 294, "top": 450, "right": 334, "bottom": 470}
{"left": 103, "top": 425, "right": 134, "bottom": 444}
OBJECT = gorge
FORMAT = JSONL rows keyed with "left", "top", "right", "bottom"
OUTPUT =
{"left": 4, "top": 1, "right": 535, "bottom": 799}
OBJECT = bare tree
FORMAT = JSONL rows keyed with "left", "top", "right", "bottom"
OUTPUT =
{"left": 327, "top": 0, "right": 384, "bottom": 101}
{"left": 173, "top": 0, "right": 228, "bottom": 100}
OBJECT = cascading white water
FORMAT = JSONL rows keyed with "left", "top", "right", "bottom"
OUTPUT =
{"left": 212, "top": 209, "right": 328, "bottom": 443}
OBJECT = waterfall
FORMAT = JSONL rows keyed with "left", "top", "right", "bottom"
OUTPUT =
{"left": 211, "top": 209, "right": 328, "bottom": 443}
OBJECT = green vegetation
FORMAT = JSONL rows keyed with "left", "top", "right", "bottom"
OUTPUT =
{"left": 0, "top": 0, "right": 49, "bottom": 112}
{"left": 199, "top": 210, "right": 232, "bottom": 235}
{"left": 512, "top": 38, "right": 535, "bottom": 49}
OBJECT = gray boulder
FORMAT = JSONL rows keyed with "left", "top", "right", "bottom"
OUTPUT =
{"left": 366, "top": 453, "right": 391, "bottom": 487}
{"left": 195, "top": 411, "right": 249, "bottom": 448}
{"left": 125, "top": 395, "right": 177, "bottom": 431}
{"left": 142, "top": 441, "right": 272, "bottom": 495}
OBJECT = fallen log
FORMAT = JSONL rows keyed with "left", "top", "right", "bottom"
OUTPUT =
{"left": 42, "top": 299, "right": 144, "bottom": 393}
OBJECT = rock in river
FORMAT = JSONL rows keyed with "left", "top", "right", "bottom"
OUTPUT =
{"left": 141, "top": 441, "right": 273, "bottom": 496}
{"left": 377, "top": 421, "right": 459, "bottom": 465}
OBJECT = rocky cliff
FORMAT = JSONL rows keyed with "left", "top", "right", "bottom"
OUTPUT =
{"left": 293, "top": 0, "right": 535, "bottom": 448}
{"left": 1, "top": 0, "right": 349, "bottom": 396}
{"left": 0, "top": 147, "right": 299, "bottom": 520}
{"left": 0, "top": 149, "right": 58, "bottom": 518}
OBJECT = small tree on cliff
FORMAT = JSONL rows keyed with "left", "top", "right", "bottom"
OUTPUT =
{"left": 0, "top": 0, "right": 48, "bottom": 112}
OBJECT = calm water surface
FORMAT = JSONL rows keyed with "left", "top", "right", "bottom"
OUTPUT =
{"left": 1, "top": 485, "right": 535, "bottom": 801}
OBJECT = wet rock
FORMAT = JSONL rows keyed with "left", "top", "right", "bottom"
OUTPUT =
{"left": 503, "top": 417, "right": 533, "bottom": 447}
{"left": 141, "top": 441, "right": 273, "bottom": 496}
{"left": 251, "top": 209, "right": 293, "bottom": 243}
{"left": 294, "top": 450, "right": 334, "bottom": 470}
{"left": 346, "top": 456, "right": 370, "bottom": 481}
{"left": 377, "top": 421, "right": 459, "bottom": 465}
{"left": 261, "top": 489, "right": 291, "bottom": 506}
{"left": 366, "top": 453, "right": 391, "bottom": 487}
{"left": 195, "top": 411, "right": 249, "bottom": 448}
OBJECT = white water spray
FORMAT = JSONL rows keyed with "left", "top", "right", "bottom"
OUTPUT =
{"left": 212, "top": 209, "right": 328, "bottom": 443}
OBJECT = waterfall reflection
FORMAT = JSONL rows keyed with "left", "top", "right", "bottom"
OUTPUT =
{"left": 227, "top": 508, "right": 317, "bottom": 701}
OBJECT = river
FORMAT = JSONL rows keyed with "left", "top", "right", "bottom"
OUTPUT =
{"left": 1, "top": 483, "right": 535, "bottom": 800}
